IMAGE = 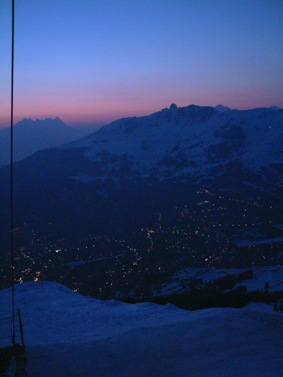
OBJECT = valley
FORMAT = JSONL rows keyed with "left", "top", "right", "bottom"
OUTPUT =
{"left": 1, "top": 186, "right": 282, "bottom": 303}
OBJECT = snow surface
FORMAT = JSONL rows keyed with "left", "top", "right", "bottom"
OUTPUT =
{"left": 236, "top": 237, "right": 283, "bottom": 247}
{"left": 158, "top": 266, "right": 283, "bottom": 296}
{"left": 1, "top": 281, "right": 282, "bottom": 376}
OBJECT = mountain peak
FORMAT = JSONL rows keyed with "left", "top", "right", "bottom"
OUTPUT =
{"left": 214, "top": 104, "right": 231, "bottom": 113}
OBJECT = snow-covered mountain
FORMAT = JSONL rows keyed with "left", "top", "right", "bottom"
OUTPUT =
{"left": 63, "top": 104, "right": 283, "bottom": 184}
{"left": 1, "top": 281, "right": 282, "bottom": 376}
{"left": 0, "top": 117, "right": 98, "bottom": 166}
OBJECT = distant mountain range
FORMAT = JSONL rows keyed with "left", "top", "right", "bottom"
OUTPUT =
{"left": 0, "top": 117, "right": 98, "bottom": 166}
{"left": 0, "top": 104, "right": 282, "bottom": 254}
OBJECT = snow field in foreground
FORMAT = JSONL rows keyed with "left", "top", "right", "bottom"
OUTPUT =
{"left": 1, "top": 281, "right": 282, "bottom": 377}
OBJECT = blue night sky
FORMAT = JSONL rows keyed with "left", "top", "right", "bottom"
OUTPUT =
{"left": 0, "top": 0, "right": 282, "bottom": 128}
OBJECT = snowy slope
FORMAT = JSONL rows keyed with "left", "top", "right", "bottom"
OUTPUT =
{"left": 1, "top": 282, "right": 282, "bottom": 376}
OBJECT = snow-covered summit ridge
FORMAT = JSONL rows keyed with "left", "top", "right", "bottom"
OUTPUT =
{"left": 64, "top": 104, "right": 283, "bottom": 177}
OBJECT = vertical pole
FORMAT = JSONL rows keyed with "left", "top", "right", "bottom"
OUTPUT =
{"left": 18, "top": 308, "right": 25, "bottom": 350}
{"left": 10, "top": 0, "right": 15, "bottom": 346}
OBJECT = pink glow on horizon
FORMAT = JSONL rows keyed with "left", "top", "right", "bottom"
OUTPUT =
{"left": 0, "top": 1, "right": 282, "bottom": 129}
{"left": 0, "top": 93, "right": 282, "bottom": 130}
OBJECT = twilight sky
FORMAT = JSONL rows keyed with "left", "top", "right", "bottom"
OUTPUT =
{"left": 0, "top": 0, "right": 282, "bottom": 128}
